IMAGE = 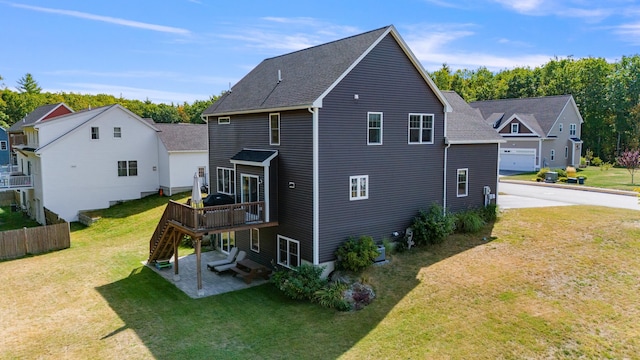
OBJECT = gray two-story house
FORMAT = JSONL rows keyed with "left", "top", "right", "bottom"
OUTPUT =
{"left": 194, "top": 25, "right": 501, "bottom": 274}
{"left": 470, "top": 95, "right": 583, "bottom": 171}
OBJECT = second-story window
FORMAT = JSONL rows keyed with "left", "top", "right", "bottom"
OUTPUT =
{"left": 511, "top": 123, "right": 519, "bottom": 134}
{"left": 408, "top": 114, "right": 434, "bottom": 144}
{"left": 559, "top": 123, "right": 563, "bottom": 132}
{"left": 113, "top": 127, "right": 121, "bottom": 138}
{"left": 368, "top": 112, "right": 383, "bottom": 145}
{"left": 0, "top": 141, "right": 6, "bottom": 151}
{"left": 570, "top": 123, "right": 577, "bottom": 136}
{"left": 118, "top": 160, "right": 138, "bottom": 176}
{"left": 217, "top": 167, "right": 235, "bottom": 195}
{"left": 270, "top": 113, "right": 280, "bottom": 145}
{"left": 91, "top": 127, "right": 99, "bottom": 140}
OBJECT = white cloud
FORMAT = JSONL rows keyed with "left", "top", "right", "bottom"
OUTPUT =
{"left": 403, "top": 24, "right": 553, "bottom": 71}
{"left": 8, "top": 2, "right": 190, "bottom": 35}
{"left": 613, "top": 22, "right": 640, "bottom": 45}
{"left": 218, "top": 17, "right": 361, "bottom": 53}
{"left": 50, "top": 83, "right": 208, "bottom": 104}
{"left": 490, "top": 0, "right": 616, "bottom": 21}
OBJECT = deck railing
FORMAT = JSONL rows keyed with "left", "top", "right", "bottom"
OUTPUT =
{"left": 167, "top": 200, "right": 265, "bottom": 231}
{"left": 0, "top": 175, "right": 33, "bottom": 189}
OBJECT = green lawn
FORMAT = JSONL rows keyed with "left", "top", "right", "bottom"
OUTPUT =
{"left": 0, "top": 205, "right": 41, "bottom": 231}
{"left": 1, "top": 195, "right": 639, "bottom": 359}
{"left": 502, "top": 165, "right": 640, "bottom": 192}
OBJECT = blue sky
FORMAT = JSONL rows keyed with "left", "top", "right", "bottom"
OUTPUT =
{"left": 1, "top": 0, "right": 640, "bottom": 104}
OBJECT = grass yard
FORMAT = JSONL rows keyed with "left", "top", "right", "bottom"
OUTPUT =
{"left": 0, "top": 205, "right": 41, "bottom": 231}
{"left": 1, "top": 195, "right": 639, "bottom": 359}
{"left": 502, "top": 165, "right": 640, "bottom": 192}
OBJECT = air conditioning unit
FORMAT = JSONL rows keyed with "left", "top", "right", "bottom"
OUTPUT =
{"left": 374, "top": 244, "right": 386, "bottom": 263}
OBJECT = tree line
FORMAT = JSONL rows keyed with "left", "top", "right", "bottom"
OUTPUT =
{"left": 0, "top": 73, "right": 217, "bottom": 129}
{"left": 430, "top": 55, "right": 640, "bottom": 162}
{"left": 4, "top": 55, "right": 640, "bottom": 162}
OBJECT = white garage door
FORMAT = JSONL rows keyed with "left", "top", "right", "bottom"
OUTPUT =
{"left": 500, "top": 148, "right": 536, "bottom": 171}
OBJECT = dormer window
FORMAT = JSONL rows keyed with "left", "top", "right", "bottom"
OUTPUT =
{"left": 511, "top": 123, "right": 519, "bottom": 134}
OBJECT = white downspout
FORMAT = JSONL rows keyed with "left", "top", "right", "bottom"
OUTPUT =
{"left": 443, "top": 139, "right": 450, "bottom": 211}
{"left": 264, "top": 164, "right": 270, "bottom": 223}
{"left": 309, "top": 107, "right": 319, "bottom": 265}
{"left": 442, "top": 109, "right": 450, "bottom": 212}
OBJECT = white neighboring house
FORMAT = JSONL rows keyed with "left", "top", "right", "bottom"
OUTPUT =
{"left": 152, "top": 121, "right": 208, "bottom": 196}
{"left": 14, "top": 104, "right": 161, "bottom": 223}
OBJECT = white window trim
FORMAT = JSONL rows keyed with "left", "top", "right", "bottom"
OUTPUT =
{"left": 550, "top": 149, "right": 556, "bottom": 161}
{"left": 216, "top": 167, "right": 235, "bottom": 195}
{"left": 349, "top": 175, "right": 369, "bottom": 201}
{"left": 569, "top": 123, "right": 577, "bottom": 136}
{"left": 367, "top": 112, "right": 383, "bottom": 145}
{"left": 564, "top": 146, "right": 569, "bottom": 159}
{"left": 457, "top": 168, "right": 468, "bottom": 197}
{"left": 408, "top": 113, "right": 434, "bottom": 144}
{"left": 218, "top": 116, "right": 230, "bottom": 124}
{"left": 113, "top": 127, "right": 121, "bottom": 138}
{"left": 0, "top": 140, "right": 7, "bottom": 151}
{"left": 511, "top": 123, "right": 519, "bottom": 134}
{"left": 277, "top": 235, "right": 300, "bottom": 269}
{"left": 251, "top": 228, "right": 260, "bottom": 253}
{"left": 270, "top": 113, "right": 280, "bottom": 146}
{"left": 559, "top": 123, "right": 563, "bottom": 132}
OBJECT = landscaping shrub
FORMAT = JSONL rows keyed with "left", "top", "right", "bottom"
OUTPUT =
{"left": 455, "top": 209, "right": 486, "bottom": 233}
{"left": 335, "top": 235, "right": 380, "bottom": 272}
{"left": 314, "top": 282, "right": 350, "bottom": 311}
{"left": 536, "top": 167, "right": 550, "bottom": 181}
{"left": 271, "top": 263, "right": 327, "bottom": 301}
{"left": 411, "top": 203, "right": 456, "bottom": 245}
{"left": 592, "top": 157, "right": 603, "bottom": 167}
{"left": 480, "top": 204, "right": 498, "bottom": 223}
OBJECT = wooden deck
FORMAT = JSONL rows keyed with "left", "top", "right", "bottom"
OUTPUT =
{"left": 148, "top": 200, "right": 277, "bottom": 263}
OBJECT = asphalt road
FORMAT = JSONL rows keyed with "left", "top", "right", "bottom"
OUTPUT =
{"left": 497, "top": 181, "right": 640, "bottom": 211}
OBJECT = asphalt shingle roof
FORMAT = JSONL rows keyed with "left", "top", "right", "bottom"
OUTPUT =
{"left": 469, "top": 95, "right": 574, "bottom": 136}
{"left": 154, "top": 122, "right": 208, "bottom": 151}
{"left": 442, "top": 91, "right": 502, "bottom": 143}
{"left": 8, "top": 103, "right": 69, "bottom": 132}
{"left": 203, "top": 26, "right": 391, "bottom": 116}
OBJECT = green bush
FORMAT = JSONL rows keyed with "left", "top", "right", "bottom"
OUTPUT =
{"left": 271, "top": 263, "right": 327, "bottom": 301}
{"left": 314, "top": 282, "right": 350, "bottom": 311}
{"left": 536, "top": 167, "right": 550, "bottom": 180}
{"left": 556, "top": 168, "right": 567, "bottom": 177}
{"left": 592, "top": 157, "right": 603, "bottom": 166}
{"left": 335, "top": 235, "right": 380, "bottom": 272}
{"left": 411, "top": 203, "right": 456, "bottom": 245}
{"left": 480, "top": 204, "right": 498, "bottom": 223}
{"left": 455, "top": 210, "right": 486, "bottom": 234}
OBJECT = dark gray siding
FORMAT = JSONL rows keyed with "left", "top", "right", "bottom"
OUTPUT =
{"left": 446, "top": 144, "right": 499, "bottom": 212}
{"left": 317, "top": 34, "right": 447, "bottom": 262}
{"left": 208, "top": 109, "right": 314, "bottom": 263}
{"left": 235, "top": 226, "right": 279, "bottom": 269}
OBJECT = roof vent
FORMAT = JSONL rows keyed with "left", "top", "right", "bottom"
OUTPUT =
{"left": 277, "top": 69, "right": 282, "bottom": 83}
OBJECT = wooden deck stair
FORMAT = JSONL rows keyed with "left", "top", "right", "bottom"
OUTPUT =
{"left": 148, "top": 205, "right": 183, "bottom": 263}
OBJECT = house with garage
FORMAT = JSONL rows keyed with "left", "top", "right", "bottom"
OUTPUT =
{"left": 12, "top": 104, "right": 161, "bottom": 223}
{"left": 145, "top": 25, "right": 500, "bottom": 281}
{"left": 153, "top": 121, "right": 208, "bottom": 196}
{"left": 470, "top": 95, "right": 583, "bottom": 172}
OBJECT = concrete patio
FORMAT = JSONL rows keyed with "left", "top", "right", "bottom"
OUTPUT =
{"left": 145, "top": 250, "right": 270, "bottom": 298}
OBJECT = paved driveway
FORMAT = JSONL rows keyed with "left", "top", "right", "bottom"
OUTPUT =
{"left": 498, "top": 181, "right": 640, "bottom": 210}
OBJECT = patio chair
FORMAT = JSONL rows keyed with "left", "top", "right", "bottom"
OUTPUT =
{"left": 206, "top": 247, "right": 238, "bottom": 271}
{"left": 212, "top": 250, "right": 246, "bottom": 273}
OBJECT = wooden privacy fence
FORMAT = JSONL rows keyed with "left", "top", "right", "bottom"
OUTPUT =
{"left": 0, "top": 223, "right": 70, "bottom": 260}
